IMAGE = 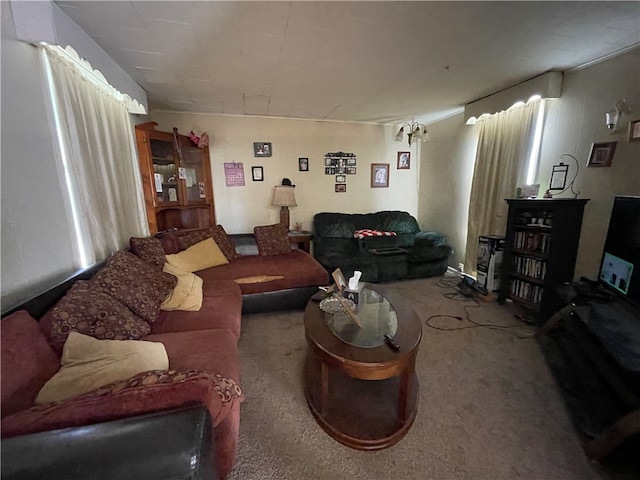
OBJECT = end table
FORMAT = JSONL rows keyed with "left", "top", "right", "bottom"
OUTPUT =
{"left": 288, "top": 231, "right": 313, "bottom": 253}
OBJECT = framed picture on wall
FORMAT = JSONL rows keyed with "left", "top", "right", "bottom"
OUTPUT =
{"left": 397, "top": 152, "right": 410, "bottom": 169}
{"left": 587, "top": 141, "right": 617, "bottom": 167}
{"left": 299, "top": 157, "right": 309, "bottom": 171}
{"left": 251, "top": 166, "right": 264, "bottom": 181}
{"left": 371, "top": 163, "right": 389, "bottom": 188}
{"left": 629, "top": 119, "right": 640, "bottom": 142}
{"left": 335, "top": 183, "right": 346, "bottom": 193}
{"left": 253, "top": 142, "right": 272, "bottom": 157}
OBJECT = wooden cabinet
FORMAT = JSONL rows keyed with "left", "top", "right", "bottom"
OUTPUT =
{"left": 498, "top": 198, "right": 589, "bottom": 321}
{"left": 135, "top": 122, "right": 215, "bottom": 234}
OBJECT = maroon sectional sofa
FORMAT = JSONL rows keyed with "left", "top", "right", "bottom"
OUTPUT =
{"left": 1, "top": 225, "right": 329, "bottom": 479}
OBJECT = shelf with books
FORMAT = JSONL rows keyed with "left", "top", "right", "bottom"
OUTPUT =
{"left": 508, "top": 278, "right": 544, "bottom": 305}
{"left": 498, "top": 198, "right": 589, "bottom": 322}
{"left": 512, "top": 230, "right": 551, "bottom": 255}
{"left": 511, "top": 255, "right": 547, "bottom": 280}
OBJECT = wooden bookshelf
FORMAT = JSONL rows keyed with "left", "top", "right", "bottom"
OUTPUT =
{"left": 498, "top": 198, "right": 589, "bottom": 321}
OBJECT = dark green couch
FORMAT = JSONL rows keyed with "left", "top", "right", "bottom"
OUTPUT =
{"left": 313, "top": 211, "right": 453, "bottom": 282}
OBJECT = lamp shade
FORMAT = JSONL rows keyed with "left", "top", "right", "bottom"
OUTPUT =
{"left": 272, "top": 186, "right": 297, "bottom": 207}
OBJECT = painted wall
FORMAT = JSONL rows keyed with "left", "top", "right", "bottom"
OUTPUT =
{"left": 537, "top": 47, "right": 640, "bottom": 280}
{"left": 425, "top": 47, "right": 640, "bottom": 279}
{"left": 1, "top": 1, "right": 148, "bottom": 312}
{"left": 150, "top": 112, "right": 422, "bottom": 234}
{"left": 1, "top": 2, "right": 76, "bottom": 311}
{"left": 418, "top": 114, "right": 478, "bottom": 269}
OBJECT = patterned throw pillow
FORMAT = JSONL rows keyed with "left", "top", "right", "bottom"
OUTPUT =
{"left": 254, "top": 224, "right": 291, "bottom": 256}
{"left": 175, "top": 229, "right": 211, "bottom": 251}
{"left": 43, "top": 281, "right": 151, "bottom": 351}
{"left": 89, "top": 251, "right": 177, "bottom": 323}
{"left": 129, "top": 237, "right": 165, "bottom": 270}
{"left": 157, "top": 234, "right": 181, "bottom": 254}
{"left": 209, "top": 225, "right": 240, "bottom": 261}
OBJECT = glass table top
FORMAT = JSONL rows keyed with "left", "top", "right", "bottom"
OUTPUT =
{"left": 322, "top": 287, "right": 398, "bottom": 348}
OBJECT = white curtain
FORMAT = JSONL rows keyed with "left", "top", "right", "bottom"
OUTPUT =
{"left": 464, "top": 99, "right": 541, "bottom": 275}
{"left": 40, "top": 44, "right": 148, "bottom": 267}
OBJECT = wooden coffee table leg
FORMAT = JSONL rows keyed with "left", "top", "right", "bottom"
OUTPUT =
{"left": 320, "top": 361, "right": 329, "bottom": 416}
{"left": 398, "top": 355, "right": 415, "bottom": 422}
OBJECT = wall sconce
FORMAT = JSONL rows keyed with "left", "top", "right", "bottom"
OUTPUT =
{"left": 272, "top": 179, "right": 297, "bottom": 229}
{"left": 395, "top": 119, "right": 431, "bottom": 146}
{"left": 605, "top": 99, "right": 631, "bottom": 133}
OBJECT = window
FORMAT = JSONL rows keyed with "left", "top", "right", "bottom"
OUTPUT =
{"left": 40, "top": 44, "right": 148, "bottom": 267}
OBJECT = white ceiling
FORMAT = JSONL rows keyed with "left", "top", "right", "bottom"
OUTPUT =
{"left": 55, "top": 1, "right": 640, "bottom": 125}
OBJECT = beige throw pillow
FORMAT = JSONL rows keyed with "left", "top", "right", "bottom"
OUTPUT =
{"left": 36, "top": 332, "right": 169, "bottom": 404}
{"left": 165, "top": 237, "right": 229, "bottom": 272}
{"left": 161, "top": 263, "right": 204, "bottom": 311}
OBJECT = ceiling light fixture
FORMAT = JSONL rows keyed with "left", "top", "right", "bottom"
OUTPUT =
{"left": 395, "top": 119, "right": 431, "bottom": 146}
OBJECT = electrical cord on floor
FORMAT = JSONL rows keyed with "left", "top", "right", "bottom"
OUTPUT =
{"left": 425, "top": 313, "right": 536, "bottom": 339}
{"left": 436, "top": 276, "right": 461, "bottom": 289}
{"left": 428, "top": 279, "right": 537, "bottom": 339}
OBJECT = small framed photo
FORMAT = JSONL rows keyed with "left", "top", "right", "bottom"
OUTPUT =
{"left": 587, "top": 141, "right": 617, "bottom": 167}
{"left": 299, "top": 157, "right": 309, "bottom": 171}
{"left": 397, "top": 151, "right": 410, "bottom": 169}
{"left": 324, "top": 157, "right": 333, "bottom": 166}
{"left": 335, "top": 174, "right": 346, "bottom": 183}
{"left": 335, "top": 183, "right": 346, "bottom": 193}
{"left": 346, "top": 166, "right": 356, "bottom": 175}
{"left": 251, "top": 166, "right": 263, "bottom": 181}
{"left": 332, "top": 268, "right": 347, "bottom": 291}
{"left": 325, "top": 166, "right": 336, "bottom": 175}
{"left": 371, "top": 163, "right": 389, "bottom": 188}
{"left": 629, "top": 119, "right": 640, "bottom": 142}
{"left": 253, "top": 142, "right": 272, "bottom": 157}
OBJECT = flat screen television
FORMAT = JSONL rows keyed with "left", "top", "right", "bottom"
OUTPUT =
{"left": 598, "top": 196, "right": 640, "bottom": 307}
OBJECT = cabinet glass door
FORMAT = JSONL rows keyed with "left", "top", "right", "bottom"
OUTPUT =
{"left": 150, "top": 138, "right": 179, "bottom": 204}
{"left": 179, "top": 141, "right": 208, "bottom": 204}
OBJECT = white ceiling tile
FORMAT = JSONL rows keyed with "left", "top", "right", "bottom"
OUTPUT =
{"left": 181, "top": 78, "right": 215, "bottom": 93}
{"left": 178, "top": 64, "right": 210, "bottom": 81}
{"left": 238, "top": 2, "right": 291, "bottom": 36}
{"left": 114, "top": 50, "right": 163, "bottom": 72}
{"left": 143, "top": 71, "right": 181, "bottom": 86}
{"left": 244, "top": 94, "right": 271, "bottom": 116}
{"left": 57, "top": 1, "right": 640, "bottom": 123}
{"left": 240, "top": 33, "right": 284, "bottom": 58}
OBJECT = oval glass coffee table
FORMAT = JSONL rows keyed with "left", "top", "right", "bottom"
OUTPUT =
{"left": 304, "top": 284, "right": 422, "bottom": 450}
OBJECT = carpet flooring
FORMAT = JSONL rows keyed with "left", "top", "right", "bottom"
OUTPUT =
{"left": 227, "top": 276, "right": 613, "bottom": 480}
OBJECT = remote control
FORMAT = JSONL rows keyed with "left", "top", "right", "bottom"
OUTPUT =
{"left": 383, "top": 334, "right": 400, "bottom": 351}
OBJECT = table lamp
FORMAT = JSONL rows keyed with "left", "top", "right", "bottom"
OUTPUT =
{"left": 272, "top": 184, "right": 297, "bottom": 229}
